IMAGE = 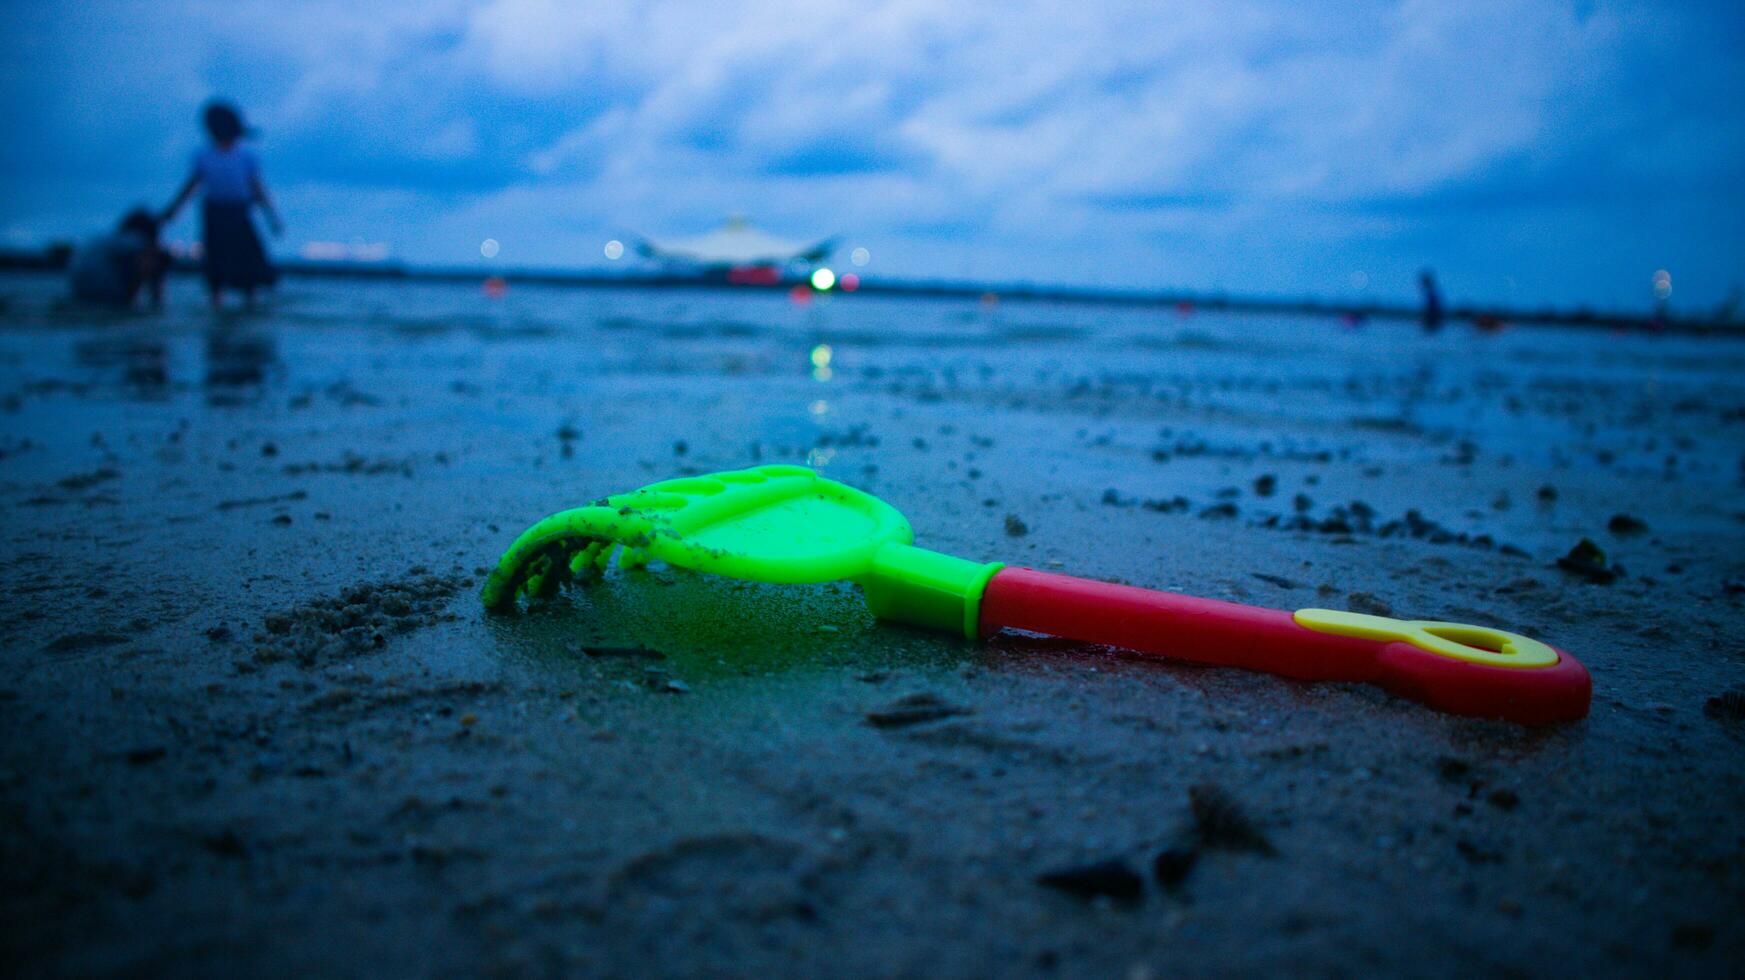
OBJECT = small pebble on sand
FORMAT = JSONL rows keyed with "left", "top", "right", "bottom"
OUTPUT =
{"left": 1556, "top": 538, "right": 1617, "bottom": 584}
{"left": 1037, "top": 859, "right": 1145, "bottom": 903}
{"left": 1346, "top": 592, "right": 1393, "bottom": 617}
{"left": 1607, "top": 514, "right": 1648, "bottom": 535}
{"left": 866, "top": 692, "right": 969, "bottom": 728}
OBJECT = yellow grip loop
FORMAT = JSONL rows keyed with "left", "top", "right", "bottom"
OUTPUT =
{"left": 1293, "top": 609, "right": 1559, "bottom": 669}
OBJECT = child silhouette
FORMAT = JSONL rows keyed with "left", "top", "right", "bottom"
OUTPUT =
{"left": 162, "top": 101, "right": 282, "bottom": 309}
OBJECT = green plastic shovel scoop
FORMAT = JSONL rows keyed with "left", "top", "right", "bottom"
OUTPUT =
{"left": 482, "top": 464, "right": 998, "bottom": 637}
{"left": 483, "top": 464, "right": 1591, "bottom": 724}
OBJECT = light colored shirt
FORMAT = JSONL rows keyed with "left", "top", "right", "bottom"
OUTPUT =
{"left": 194, "top": 146, "right": 260, "bottom": 204}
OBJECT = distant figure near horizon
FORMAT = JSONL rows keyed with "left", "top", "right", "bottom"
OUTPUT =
{"left": 68, "top": 208, "right": 169, "bottom": 309}
{"left": 1419, "top": 269, "right": 1444, "bottom": 333}
{"left": 161, "top": 101, "right": 282, "bottom": 310}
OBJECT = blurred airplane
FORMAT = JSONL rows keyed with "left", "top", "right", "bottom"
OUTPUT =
{"left": 635, "top": 216, "right": 836, "bottom": 283}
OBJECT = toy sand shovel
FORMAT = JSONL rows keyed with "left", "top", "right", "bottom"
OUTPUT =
{"left": 483, "top": 465, "right": 1590, "bottom": 724}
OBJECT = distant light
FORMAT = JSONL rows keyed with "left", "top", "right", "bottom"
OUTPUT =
{"left": 1653, "top": 269, "right": 1672, "bottom": 300}
{"left": 1349, "top": 270, "right": 1369, "bottom": 290}
{"left": 810, "top": 343, "right": 833, "bottom": 369}
{"left": 811, "top": 267, "right": 836, "bottom": 291}
{"left": 483, "top": 276, "right": 507, "bottom": 298}
{"left": 850, "top": 247, "right": 870, "bottom": 267}
{"left": 788, "top": 284, "right": 813, "bottom": 305}
{"left": 809, "top": 399, "right": 829, "bottom": 417}
{"left": 604, "top": 239, "right": 624, "bottom": 260}
{"left": 839, "top": 273, "right": 860, "bottom": 292}
{"left": 480, "top": 238, "right": 500, "bottom": 259}
{"left": 302, "top": 240, "right": 389, "bottom": 262}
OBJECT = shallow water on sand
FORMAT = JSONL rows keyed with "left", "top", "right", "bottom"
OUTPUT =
{"left": 1, "top": 272, "right": 1742, "bottom": 976}
{"left": 6, "top": 272, "right": 1740, "bottom": 548}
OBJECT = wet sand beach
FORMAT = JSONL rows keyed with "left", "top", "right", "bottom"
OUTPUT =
{"left": 1, "top": 272, "right": 1742, "bottom": 976}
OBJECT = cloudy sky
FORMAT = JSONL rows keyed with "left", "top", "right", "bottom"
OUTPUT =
{"left": 2, "top": 0, "right": 1741, "bottom": 308}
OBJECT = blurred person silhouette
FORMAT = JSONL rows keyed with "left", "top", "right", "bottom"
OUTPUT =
{"left": 1418, "top": 268, "right": 1444, "bottom": 333}
{"left": 68, "top": 207, "right": 169, "bottom": 309}
{"left": 161, "top": 100, "right": 282, "bottom": 310}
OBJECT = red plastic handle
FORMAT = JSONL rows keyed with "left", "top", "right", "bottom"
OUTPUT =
{"left": 978, "top": 567, "right": 1589, "bottom": 724}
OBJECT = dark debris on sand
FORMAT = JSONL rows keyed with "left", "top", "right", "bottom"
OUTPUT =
{"left": 1039, "top": 783, "right": 1275, "bottom": 905}
{"left": 1345, "top": 592, "right": 1394, "bottom": 617}
{"left": 1037, "top": 859, "right": 1145, "bottom": 904}
{"left": 1150, "top": 845, "right": 1199, "bottom": 891}
{"left": 1258, "top": 501, "right": 1519, "bottom": 553}
{"left": 1704, "top": 689, "right": 1745, "bottom": 723}
{"left": 1032, "top": 450, "right": 1509, "bottom": 555}
{"left": 246, "top": 570, "right": 467, "bottom": 669}
{"left": 42, "top": 632, "right": 130, "bottom": 654}
{"left": 576, "top": 644, "right": 667, "bottom": 660}
{"left": 282, "top": 453, "right": 415, "bottom": 478}
{"left": 56, "top": 467, "right": 121, "bottom": 491}
{"left": 865, "top": 692, "right": 971, "bottom": 728}
{"left": 1149, "top": 785, "right": 1275, "bottom": 894}
{"left": 1187, "top": 783, "right": 1275, "bottom": 855}
{"left": 1607, "top": 514, "right": 1649, "bottom": 535}
{"left": 1556, "top": 538, "right": 1619, "bottom": 584}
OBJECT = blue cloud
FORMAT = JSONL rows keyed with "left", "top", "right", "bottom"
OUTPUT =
{"left": 0, "top": 0, "right": 1740, "bottom": 309}
{"left": 761, "top": 138, "right": 910, "bottom": 177}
